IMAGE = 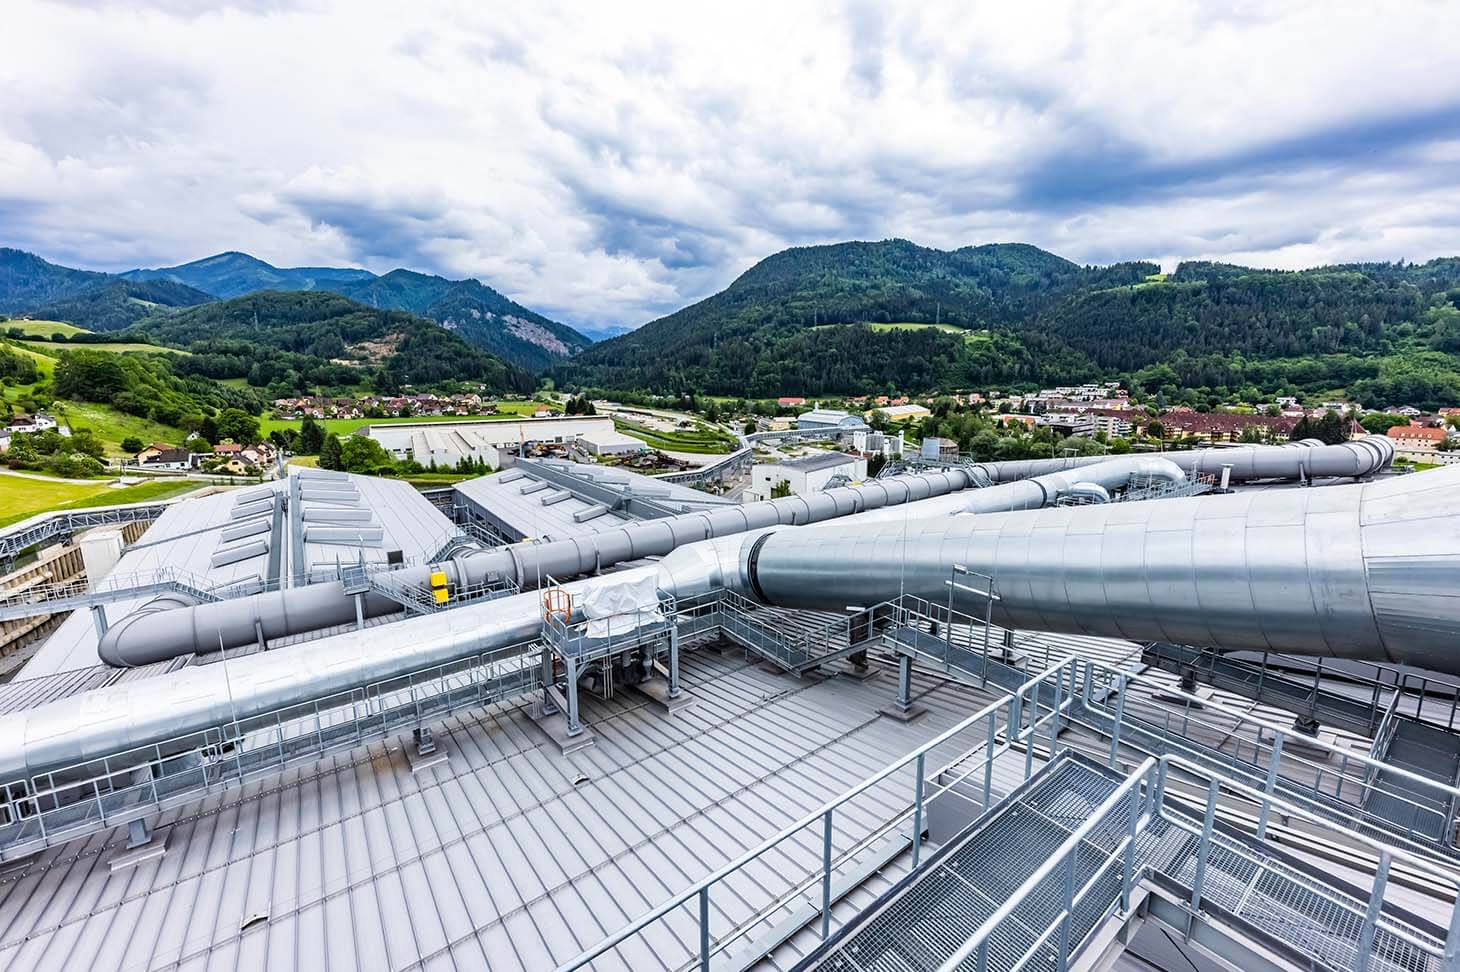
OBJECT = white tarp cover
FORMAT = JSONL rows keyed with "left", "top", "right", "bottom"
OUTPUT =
{"left": 580, "top": 573, "right": 663, "bottom": 639}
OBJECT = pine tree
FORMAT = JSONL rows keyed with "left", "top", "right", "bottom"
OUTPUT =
{"left": 319, "top": 433, "right": 344, "bottom": 470}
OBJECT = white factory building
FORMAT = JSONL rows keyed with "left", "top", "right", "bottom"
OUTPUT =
{"left": 745, "top": 450, "right": 868, "bottom": 502}
{"left": 361, "top": 416, "right": 618, "bottom": 469}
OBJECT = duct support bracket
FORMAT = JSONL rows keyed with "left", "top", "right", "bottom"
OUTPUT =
{"left": 878, "top": 652, "right": 927, "bottom": 722}
{"left": 407, "top": 727, "right": 449, "bottom": 774}
{"left": 109, "top": 819, "right": 167, "bottom": 872}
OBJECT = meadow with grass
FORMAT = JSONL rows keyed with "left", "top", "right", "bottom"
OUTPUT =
{"left": 0, "top": 473, "right": 204, "bottom": 527}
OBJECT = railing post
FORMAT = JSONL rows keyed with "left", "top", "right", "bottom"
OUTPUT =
{"left": 1189, "top": 778, "right": 1221, "bottom": 915}
{"left": 1443, "top": 874, "right": 1460, "bottom": 972}
{"left": 1355, "top": 850, "right": 1391, "bottom": 972}
{"left": 821, "top": 809, "right": 834, "bottom": 939}
{"left": 911, "top": 753, "right": 926, "bottom": 870}
{"left": 1057, "top": 848, "right": 1077, "bottom": 964}
{"left": 698, "top": 885, "right": 711, "bottom": 972}
{"left": 1120, "top": 780, "right": 1142, "bottom": 914}
{"left": 1109, "top": 673, "right": 1128, "bottom": 769}
{"left": 1024, "top": 682, "right": 1038, "bottom": 779}
{"left": 983, "top": 713, "right": 996, "bottom": 811}
{"left": 1256, "top": 732, "right": 1285, "bottom": 841}
{"left": 1048, "top": 667, "right": 1063, "bottom": 757}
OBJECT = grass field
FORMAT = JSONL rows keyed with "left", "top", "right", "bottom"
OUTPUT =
{"left": 865, "top": 321, "right": 967, "bottom": 334}
{"left": 26, "top": 341, "right": 186, "bottom": 356}
{"left": 56, "top": 402, "right": 189, "bottom": 455}
{"left": 259, "top": 401, "right": 558, "bottom": 437}
{"left": 612, "top": 418, "right": 737, "bottom": 454}
{"left": 3, "top": 320, "right": 90, "bottom": 338}
{"left": 0, "top": 474, "right": 204, "bottom": 527}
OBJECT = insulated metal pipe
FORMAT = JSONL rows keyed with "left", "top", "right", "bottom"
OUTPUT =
{"left": 0, "top": 568, "right": 656, "bottom": 781}
{"left": 697, "top": 464, "right": 1460, "bottom": 672}
{"left": 3, "top": 467, "right": 1446, "bottom": 784}
{"left": 96, "top": 469, "right": 975, "bottom": 666}
{"left": 848, "top": 456, "right": 1185, "bottom": 525}
{"left": 967, "top": 436, "right": 1393, "bottom": 484}
{"left": 93, "top": 440, "right": 1392, "bottom": 667}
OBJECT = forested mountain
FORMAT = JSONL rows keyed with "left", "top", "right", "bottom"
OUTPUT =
{"left": 558, "top": 240, "right": 1460, "bottom": 404}
{"left": 123, "top": 251, "right": 374, "bottom": 298}
{"left": 130, "top": 290, "right": 536, "bottom": 395}
{"left": 26, "top": 278, "right": 215, "bottom": 331}
{"left": 0, "top": 248, "right": 110, "bottom": 313}
{"left": 122, "top": 253, "right": 591, "bottom": 368}
{"left": 556, "top": 240, "right": 1153, "bottom": 395}
{"left": 336, "top": 270, "right": 592, "bottom": 370}
{"left": 1, "top": 247, "right": 588, "bottom": 371}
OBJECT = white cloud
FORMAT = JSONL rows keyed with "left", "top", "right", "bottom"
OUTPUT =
{"left": 2, "top": 0, "right": 1459, "bottom": 329}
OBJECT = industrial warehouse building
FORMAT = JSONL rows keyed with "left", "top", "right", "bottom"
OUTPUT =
{"left": 0, "top": 438, "right": 1457, "bottom": 972}
{"left": 746, "top": 450, "right": 868, "bottom": 501}
{"left": 362, "top": 415, "right": 618, "bottom": 468}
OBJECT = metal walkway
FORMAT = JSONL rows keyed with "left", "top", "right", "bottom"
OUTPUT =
{"left": 1142, "top": 642, "right": 1460, "bottom": 738}
{"left": 798, "top": 753, "right": 1448, "bottom": 972}
{"left": 799, "top": 755, "right": 1139, "bottom": 972}
{"left": 0, "top": 566, "right": 226, "bottom": 623}
{"left": 887, "top": 600, "right": 1460, "bottom": 864}
{"left": 679, "top": 590, "right": 891, "bottom": 675}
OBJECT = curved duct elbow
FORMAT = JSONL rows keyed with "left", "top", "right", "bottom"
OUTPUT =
{"left": 1059, "top": 482, "right": 1111, "bottom": 505}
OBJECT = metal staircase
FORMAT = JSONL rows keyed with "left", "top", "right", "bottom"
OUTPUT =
{"left": 0, "top": 566, "right": 228, "bottom": 623}
{"left": 880, "top": 599, "right": 1460, "bottom": 866}
{"left": 1365, "top": 717, "right": 1460, "bottom": 842}
{"left": 801, "top": 755, "right": 1140, "bottom": 972}
{"left": 799, "top": 753, "right": 1448, "bottom": 972}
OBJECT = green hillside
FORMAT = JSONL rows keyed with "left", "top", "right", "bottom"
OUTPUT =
{"left": 128, "top": 290, "right": 537, "bottom": 395}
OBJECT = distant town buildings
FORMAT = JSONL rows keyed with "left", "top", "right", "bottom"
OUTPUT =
{"left": 273, "top": 393, "right": 496, "bottom": 421}
{"left": 364, "top": 416, "right": 618, "bottom": 470}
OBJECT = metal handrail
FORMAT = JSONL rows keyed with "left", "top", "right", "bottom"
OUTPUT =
{"left": 0, "top": 638, "right": 542, "bottom": 854}
{"left": 1082, "top": 665, "right": 1460, "bottom": 829}
{"left": 893, "top": 596, "right": 1460, "bottom": 839}
{"left": 552, "top": 656, "right": 1086, "bottom": 972}
{"left": 940, "top": 749, "right": 1456, "bottom": 972}
{"left": 558, "top": 646, "right": 1460, "bottom": 972}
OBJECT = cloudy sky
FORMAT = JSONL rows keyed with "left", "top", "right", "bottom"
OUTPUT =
{"left": 4, "top": 1, "right": 1460, "bottom": 331}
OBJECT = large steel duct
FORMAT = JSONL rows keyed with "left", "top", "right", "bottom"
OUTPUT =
{"left": 668, "top": 463, "right": 1460, "bottom": 672}
{"left": 848, "top": 455, "right": 1186, "bottom": 524}
{"left": 0, "top": 567, "right": 655, "bottom": 782}
{"left": 966, "top": 436, "right": 1393, "bottom": 485}
{"left": 2, "top": 466, "right": 1447, "bottom": 784}
{"left": 93, "top": 440, "right": 1393, "bottom": 667}
{"left": 95, "top": 470, "right": 975, "bottom": 667}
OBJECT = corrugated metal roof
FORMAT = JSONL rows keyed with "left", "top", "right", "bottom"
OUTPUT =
{"left": 454, "top": 471, "right": 633, "bottom": 541}
{"left": 16, "top": 473, "right": 454, "bottom": 681}
{"left": 0, "top": 651, "right": 1020, "bottom": 972}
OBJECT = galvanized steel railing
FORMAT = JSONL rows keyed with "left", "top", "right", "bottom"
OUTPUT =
{"left": 556, "top": 651, "right": 1460, "bottom": 972}
{"left": 0, "top": 638, "right": 541, "bottom": 860}
{"left": 552, "top": 656, "right": 1088, "bottom": 972}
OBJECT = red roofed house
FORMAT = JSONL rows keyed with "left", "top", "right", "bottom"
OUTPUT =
{"left": 1387, "top": 424, "right": 1448, "bottom": 453}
